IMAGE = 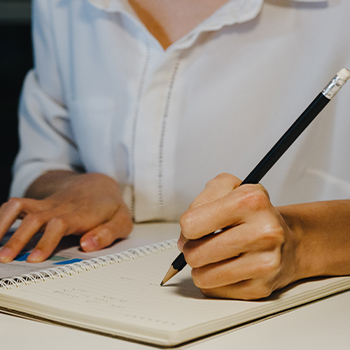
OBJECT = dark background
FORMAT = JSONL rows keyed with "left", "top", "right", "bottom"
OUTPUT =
{"left": 0, "top": 1, "right": 32, "bottom": 204}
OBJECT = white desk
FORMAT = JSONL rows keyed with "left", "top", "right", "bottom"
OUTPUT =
{"left": 1, "top": 223, "right": 350, "bottom": 350}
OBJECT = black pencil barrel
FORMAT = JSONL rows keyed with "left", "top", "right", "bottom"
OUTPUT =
{"left": 172, "top": 252, "right": 187, "bottom": 271}
{"left": 242, "top": 93, "right": 330, "bottom": 185}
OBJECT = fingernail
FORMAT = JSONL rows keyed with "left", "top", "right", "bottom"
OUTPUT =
{"left": 0, "top": 247, "right": 14, "bottom": 263}
{"left": 81, "top": 236, "right": 99, "bottom": 252}
{"left": 27, "top": 249, "right": 44, "bottom": 263}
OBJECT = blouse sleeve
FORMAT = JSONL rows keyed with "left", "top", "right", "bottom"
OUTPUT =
{"left": 9, "top": 0, "right": 83, "bottom": 198}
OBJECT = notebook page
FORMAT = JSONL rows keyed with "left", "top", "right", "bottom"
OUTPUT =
{"left": 1, "top": 243, "right": 350, "bottom": 346}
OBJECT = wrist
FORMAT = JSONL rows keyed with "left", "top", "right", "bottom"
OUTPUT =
{"left": 279, "top": 200, "right": 350, "bottom": 281}
{"left": 278, "top": 204, "right": 322, "bottom": 282}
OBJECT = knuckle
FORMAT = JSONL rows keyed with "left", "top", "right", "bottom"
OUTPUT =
{"left": 256, "top": 252, "right": 281, "bottom": 276}
{"left": 257, "top": 183, "right": 270, "bottom": 200}
{"left": 238, "top": 186, "right": 270, "bottom": 211}
{"left": 260, "top": 226, "right": 285, "bottom": 249}
{"left": 23, "top": 213, "right": 45, "bottom": 227}
{"left": 47, "top": 216, "right": 69, "bottom": 232}
{"left": 6, "top": 197, "right": 24, "bottom": 211}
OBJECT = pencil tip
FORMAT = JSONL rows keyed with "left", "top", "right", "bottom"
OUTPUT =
{"left": 160, "top": 281, "right": 164, "bottom": 286}
{"left": 160, "top": 266, "right": 179, "bottom": 287}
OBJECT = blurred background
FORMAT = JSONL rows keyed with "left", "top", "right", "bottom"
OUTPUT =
{"left": 0, "top": 0, "right": 32, "bottom": 204}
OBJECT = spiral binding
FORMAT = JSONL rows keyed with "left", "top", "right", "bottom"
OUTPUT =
{"left": 0, "top": 239, "right": 177, "bottom": 290}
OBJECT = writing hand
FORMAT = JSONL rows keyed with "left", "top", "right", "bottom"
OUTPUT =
{"left": 0, "top": 172, "right": 133, "bottom": 263}
{"left": 179, "top": 173, "right": 301, "bottom": 300}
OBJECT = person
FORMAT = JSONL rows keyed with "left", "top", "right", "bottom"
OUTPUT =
{"left": 0, "top": 0, "right": 350, "bottom": 300}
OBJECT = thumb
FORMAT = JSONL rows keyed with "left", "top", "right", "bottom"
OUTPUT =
{"left": 188, "top": 173, "right": 241, "bottom": 210}
{"left": 80, "top": 207, "right": 133, "bottom": 252}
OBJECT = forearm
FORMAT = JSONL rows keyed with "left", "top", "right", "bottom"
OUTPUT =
{"left": 24, "top": 170, "right": 81, "bottom": 199}
{"left": 279, "top": 200, "right": 350, "bottom": 280}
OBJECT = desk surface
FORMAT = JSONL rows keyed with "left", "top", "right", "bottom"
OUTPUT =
{"left": 1, "top": 223, "right": 350, "bottom": 350}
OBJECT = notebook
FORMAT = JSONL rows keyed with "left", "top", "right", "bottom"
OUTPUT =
{"left": 1, "top": 239, "right": 350, "bottom": 347}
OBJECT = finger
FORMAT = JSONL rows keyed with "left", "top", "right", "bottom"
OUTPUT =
{"left": 0, "top": 198, "right": 43, "bottom": 241}
{"left": 199, "top": 278, "right": 274, "bottom": 300}
{"left": 26, "top": 213, "right": 80, "bottom": 262}
{"left": 181, "top": 183, "right": 270, "bottom": 240}
{"left": 80, "top": 204, "right": 133, "bottom": 252}
{"left": 0, "top": 211, "right": 48, "bottom": 263}
{"left": 28, "top": 201, "right": 132, "bottom": 261}
{"left": 191, "top": 249, "right": 281, "bottom": 291}
{"left": 188, "top": 173, "right": 241, "bottom": 210}
{"left": 178, "top": 173, "right": 241, "bottom": 249}
{"left": 183, "top": 216, "right": 284, "bottom": 268}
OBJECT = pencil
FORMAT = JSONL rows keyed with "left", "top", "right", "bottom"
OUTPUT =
{"left": 160, "top": 68, "right": 350, "bottom": 286}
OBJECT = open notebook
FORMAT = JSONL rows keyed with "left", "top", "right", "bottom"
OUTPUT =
{"left": 1, "top": 239, "right": 350, "bottom": 347}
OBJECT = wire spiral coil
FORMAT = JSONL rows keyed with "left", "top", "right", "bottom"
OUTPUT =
{"left": 0, "top": 239, "right": 177, "bottom": 290}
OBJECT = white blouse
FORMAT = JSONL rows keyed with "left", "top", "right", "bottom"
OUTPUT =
{"left": 11, "top": 0, "right": 350, "bottom": 222}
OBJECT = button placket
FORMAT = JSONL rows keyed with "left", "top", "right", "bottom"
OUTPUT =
{"left": 133, "top": 51, "right": 182, "bottom": 222}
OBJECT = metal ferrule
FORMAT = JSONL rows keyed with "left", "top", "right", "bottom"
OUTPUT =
{"left": 322, "top": 74, "right": 347, "bottom": 100}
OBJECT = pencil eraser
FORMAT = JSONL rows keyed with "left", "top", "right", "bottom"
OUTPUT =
{"left": 337, "top": 68, "right": 350, "bottom": 82}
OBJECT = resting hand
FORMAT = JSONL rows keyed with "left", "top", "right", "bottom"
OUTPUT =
{"left": 0, "top": 172, "right": 132, "bottom": 263}
{"left": 179, "top": 173, "right": 302, "bottom": 300}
